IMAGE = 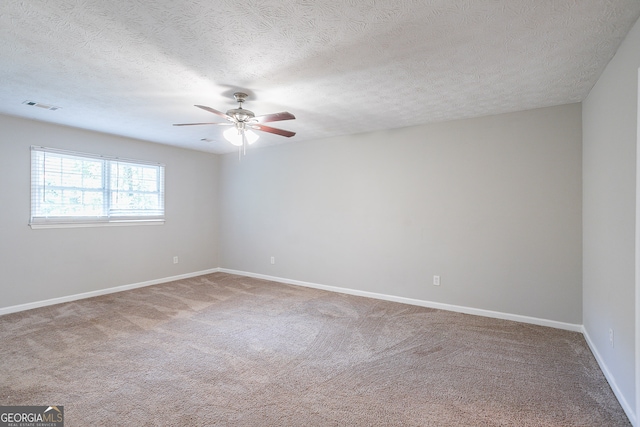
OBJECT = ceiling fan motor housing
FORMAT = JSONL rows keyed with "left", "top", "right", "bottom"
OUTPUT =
{"left": 226, "top": 107, "right": 255, "bottom": 122}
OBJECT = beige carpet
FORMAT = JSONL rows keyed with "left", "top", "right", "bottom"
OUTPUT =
{"left": 0, "top": 272, "right": 631, "bottom": 426}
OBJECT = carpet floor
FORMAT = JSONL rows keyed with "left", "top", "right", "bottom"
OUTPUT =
{"left": 0, "top": 272, "right": 631, "bottom": 426}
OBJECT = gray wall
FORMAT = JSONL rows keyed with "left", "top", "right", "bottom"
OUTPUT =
{"left": 219, "top": 104, "right": 583, "bottom": 324}
{"left": 582, "top": 17, "right": 640, "bottom": 419}
{"left": 0, "top": 115, "right": 219, "bottom": 309}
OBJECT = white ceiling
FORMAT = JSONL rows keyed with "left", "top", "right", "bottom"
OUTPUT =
{"left": 1, "top": 1, "right": 639, "bottom": 154}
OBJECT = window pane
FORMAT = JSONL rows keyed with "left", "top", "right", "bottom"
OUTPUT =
{"left": 141, "top": 167, "right": 158, "bottom": 191}
{"left": 110, "top": 162, "right": 163, "bottom": 216}
{"left": 82, "top": 190, "right": 104, "bottom": 215}
{"left": 41, "top": 188, "right": 62, "bottom": 215}
{"left": 43, "top": 156, "right": 62, "bottom": 187}
{"left": 83, "top": 161, "right": 103, "bottom": 188}
{"left": 60, "top": 158, "right": 82, "bottom": 187}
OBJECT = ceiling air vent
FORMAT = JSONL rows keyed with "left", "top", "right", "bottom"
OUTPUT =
{"left": 22, "top": 100, "right": 61, "bottom": 111}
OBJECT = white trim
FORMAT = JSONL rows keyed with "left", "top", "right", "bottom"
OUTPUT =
{"left": 0, "top": 268, "right": 220, "bottom": 316}
{"left": 583, "top": 327, "right": 637, "bottom": 426}
{"left": 30, "top": 145, "right": 165, "bottom": 167}
{"left": 218, "top": 268, "right": 582, "bottom": 332}
{"left": 29, "top": 219, "right": 165, "bottom": 229}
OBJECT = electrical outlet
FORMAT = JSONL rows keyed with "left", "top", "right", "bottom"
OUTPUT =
{"left": 433, "top": 275, "right": 440, "bottom": 286}
{"left": 270, "top": 256, "right": 275, "bottom": 265}
{"left": 609, "top": 328, "right": 614, "bottom": 348}
{"left": 173, "top": 256, "right": 179, "bottom": 264}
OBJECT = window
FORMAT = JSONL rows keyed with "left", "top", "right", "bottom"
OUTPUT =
{"left": 30, "top": 146, "right": 165, "bottom": 228}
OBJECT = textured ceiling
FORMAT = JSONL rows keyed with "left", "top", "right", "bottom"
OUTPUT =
{"left": 1, "top": 1, "right": 639, "bottom": 154}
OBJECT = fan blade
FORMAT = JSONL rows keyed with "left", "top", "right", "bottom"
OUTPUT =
{"left": 173, "top": 122, "right": 232, "bottom": 126}
{"left": 253, "top": 124, "right": 296, "bottom": 138}
{"left": 254, "top": 111, "right": 295, "bottom": 123}
{"left": 195, "top": 105, "right": 231, "bottom": 120}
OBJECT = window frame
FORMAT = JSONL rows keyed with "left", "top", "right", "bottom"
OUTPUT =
{"left": 29, "top": 146, "right": 165, "bottom": 229}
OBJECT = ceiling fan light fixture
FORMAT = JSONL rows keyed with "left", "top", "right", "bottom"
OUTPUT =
{"left": 223, "top": 127, "right": 258, "bottom": 146}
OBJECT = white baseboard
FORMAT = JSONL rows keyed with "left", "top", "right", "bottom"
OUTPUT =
{"left": 2, "top": 267, "right": 583, "bottom": 331}
{"left": 218, "top": 268, "right": 583, "bottom": 332}
{"left": 0, "top": 268, "right": 220, "bottom": 316}
{"left": 582, "top": 327, "right": 637, "bottom": 426}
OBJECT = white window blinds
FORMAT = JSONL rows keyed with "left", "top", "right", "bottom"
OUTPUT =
{"left": 30, "top": 146, "right": 165, "bottom": 228}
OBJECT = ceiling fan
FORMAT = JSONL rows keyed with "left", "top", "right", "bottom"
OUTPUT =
{"left": 174, "top": 92, "right": 296, "bottom": 155}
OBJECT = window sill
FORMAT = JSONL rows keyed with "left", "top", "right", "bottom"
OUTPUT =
{"left": 29, "top": 219, "right": 165, "bottom": 229}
